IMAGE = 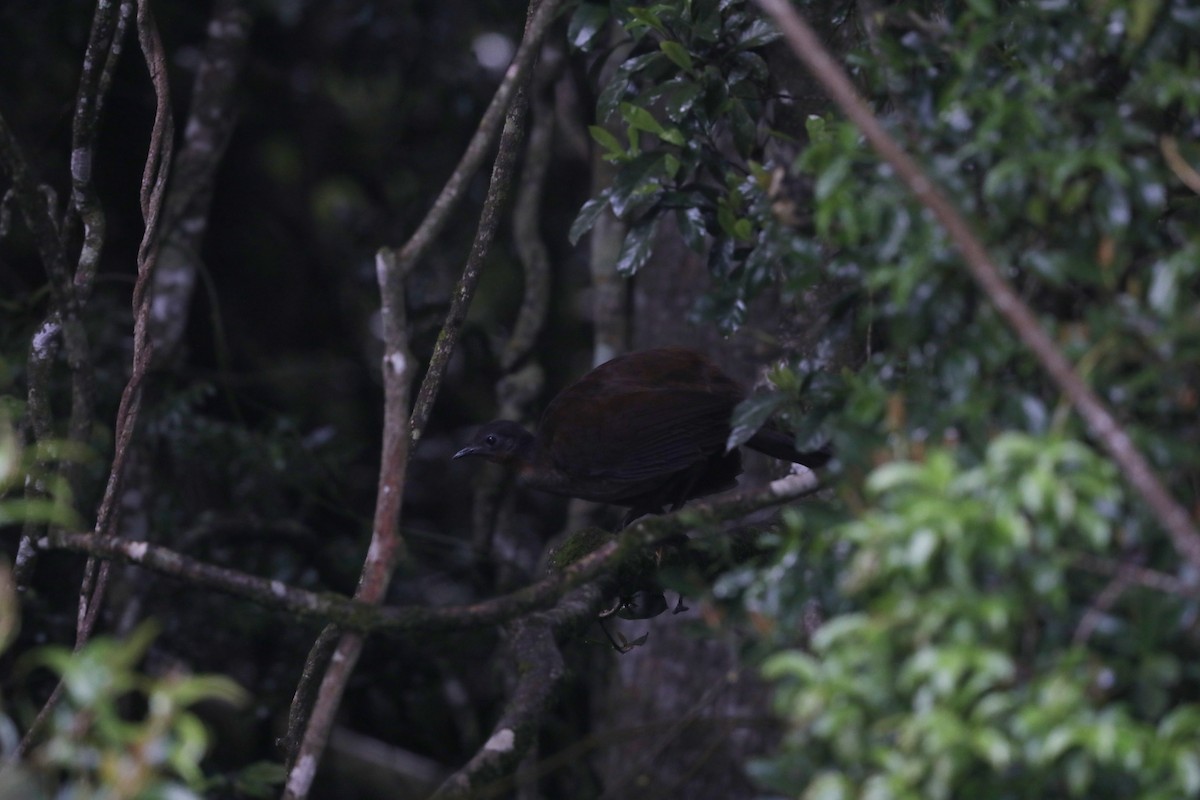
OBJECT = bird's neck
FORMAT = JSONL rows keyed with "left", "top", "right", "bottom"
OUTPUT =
{"left": 508, "top": 429, "right": 537, "bottom": 465}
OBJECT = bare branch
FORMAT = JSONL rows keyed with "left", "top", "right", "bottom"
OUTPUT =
{"left": 280, "top": 625, "right": 342, "bottom": 763}
{"left": 503, "top": 45, "right": 561, "bottom": 372}
{"left": 282, "top": 246, "right": 417, "bottom": 796}
{"left": 67, "top": 0, "right": 134, "bottom": 301}
{"left": 79, "top": 0, "right": 175, "bottom": 649}
{"left": 392, "top": 0, "right": 563, "bottom": 277}
{"left": 428, "top": 611, "right": 576, "bottom": 800}
{"left": 1161, "top": 135, "right": 1200, "bottom": 196}
{"left": 755, "top": 0, "right": 1200, "bottom": 570}
{"left": 151, "top": 0, "right": 252, "bottom": 364}
{"left": 1070, "top": 552, "right": 1198, "bottom": 599}
{"left": 406, "top": 1, "right": 550, "bottom": 451}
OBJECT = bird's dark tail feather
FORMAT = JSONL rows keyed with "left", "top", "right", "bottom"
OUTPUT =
{"left": 745, "top": 426, "right": 832, "bottom": 469}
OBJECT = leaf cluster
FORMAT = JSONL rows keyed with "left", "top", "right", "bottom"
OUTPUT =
{"left": 753, "top": 435, "right": 1200, "bottom": 798}
{"left": 2, "top": 621, "right": 282, "bottom": 799}
{"left": 568, "top": 0, "right": 802, "bottom": 329}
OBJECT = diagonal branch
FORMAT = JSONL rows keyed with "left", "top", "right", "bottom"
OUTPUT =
{"left": 392, "top": 0, "right": 562, "bottom": 279}
{"left": 426, "top": 601, "right": 585, "bottom": 800}
{"left": 281, "top": 246, "right": 417, "bottom": 799}
{"left": 404, "top": 0, "right": 562, "bottom": 450}
{"left": 35, "top": 471, "right": 825, "bottom": 637}
{"left": 755, "top": 0, "right": 1200, "bottom": 570}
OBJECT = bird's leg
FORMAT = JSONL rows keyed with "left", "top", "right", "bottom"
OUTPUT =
{"left": 596, "top": 617, "right": 648, "bottom": 653}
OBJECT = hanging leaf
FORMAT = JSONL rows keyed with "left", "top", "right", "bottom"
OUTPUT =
{"left": 567, "top": 3, "right": 610, "bottom": 51}
{"left": 588, "top": 125, "right": 627, "bottom": 161}
{"left": 727, "top": 392, "right": 787, "bottom": 452}
{"left": 610, "top": 153, "right": 666, "bottom": 217}
{"left": 615, "top": 216, "right": 661, "bottom": 275}
{"left": 660, "top": 41, "right": 694, "bottom": 72}
{"left": 569, "top": 192, "right": 611, "bottom": 246}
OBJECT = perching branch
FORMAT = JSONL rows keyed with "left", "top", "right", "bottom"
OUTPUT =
{"left": 755, "top": 0, "right": 1200, "bottom": 571}
{"left": 35, "top": 471, "right": 825, "bottom": 636}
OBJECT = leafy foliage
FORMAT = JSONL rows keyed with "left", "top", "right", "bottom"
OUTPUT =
{"left": 753, "top": 436, "right": 1200, "bottom": 798}
{"left": 699, "top": 1, "right": 1200, "bottom": 796}
{"left": 1, "top": 621, "right": 278, "bottom": 799}
{"left": 568, "top": 0, "right": 793, "bottom": 329}
{"left": 0, "top": 419, "right": 85, "bottom": 530}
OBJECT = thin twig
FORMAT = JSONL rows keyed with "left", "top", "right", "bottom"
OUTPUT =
{"left": 1073, "top": 573, "right": 1131, "bottom": 646}
{"left": 393, "top": 0, "right": 563, "bottom": 279}
{"left": 755, "top": 0, "right": 1200, "bottom": 569}
{"left": 79, "top": 0, "right": 175, "bottom": 647}
{"left": 1160, "top": 135, "right": 1200, "bottom": 195}
{"left": 280, "top": 624, "right": 342, "bottom": 765}
{"left": 503, "top": 44, "right": 560, "bottom": 372}
{"left": 1070, "top": 552, "right": 1197, "bottom": 598}
{"left": 405, "top": 0, "right": 562, "bottom": 451}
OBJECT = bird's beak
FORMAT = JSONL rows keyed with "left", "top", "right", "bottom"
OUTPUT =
{"left": 453, "top": 446, "right": 480, "bottom": 460}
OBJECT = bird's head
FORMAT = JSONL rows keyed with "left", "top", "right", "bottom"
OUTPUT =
{"left": 453, "top": 420, "right": 534, "bottom": 465}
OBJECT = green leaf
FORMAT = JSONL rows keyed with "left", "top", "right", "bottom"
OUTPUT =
{"left": 615, "top": 216, "right": 661, "bottom": 275}
{"left": 690, "top": 0, "right": 722, "bottom": 40}
{"left": 626, "top": 6, "right": 668, "bottom": 36}
{"left": 727, "top": 392, "right": 785, "bottom": 451}
{"left": 567, "top": 3, "right": 610, "bottom": 51}
{"left": 588, "top": 125, "right": 626, "bottom": 160}
{"left": 610, "top": 153, "right": 665, "bottom": 217}
{"left": 732, "top": 217, "right": 754, "bottom": 242}
{"left": 728, "top": 98, "right": 757, "bottom": 155}
{"left": 620, "top": 102, "right": 667, "bottom": 136}
{"left": 736, "top": 18, "right": 781, "bottom": 50}
{"left": 663, "top": 80, "right": 704, "bottom": 122}
{"left": 596, "top": 52, "right": 664, "bottom": 121}
{"left": 569, "top": 193, "right": 610, "bottom": 246}
{"left": 676, "top": 206, "right": 708, "bottom": 252}
{"left": 232, "top": 762, "right": 288, "bottom": 798}
{"left": 659, "top": 40, "right": 693, "bottom": 71}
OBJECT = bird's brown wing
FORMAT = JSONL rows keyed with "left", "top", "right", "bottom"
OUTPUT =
{"left": 540, "top": 389, "right": 735, "bottom": 483}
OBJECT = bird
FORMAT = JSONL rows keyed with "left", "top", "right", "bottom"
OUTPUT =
{"left": 453, "top": 347, "right": 830, "bottom": 527}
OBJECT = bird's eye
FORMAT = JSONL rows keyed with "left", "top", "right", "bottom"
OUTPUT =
{"left": 485, "top": 434, "right": 497, "bottom": 446}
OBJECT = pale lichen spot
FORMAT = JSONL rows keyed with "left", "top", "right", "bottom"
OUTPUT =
{"left": 386, "top": 351, "right": 407, "bottom": 375}
{"left": 484, "top": 728, "right": 515, "bottom": 753}
{"left": 70, "top": 147, "right": 91, "bottom": 183}
{"left": 285, "top": 754, "right": 317, "bottom": 795}
{"left": 31, "top": 320, "right": 61, "bottom": 358}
